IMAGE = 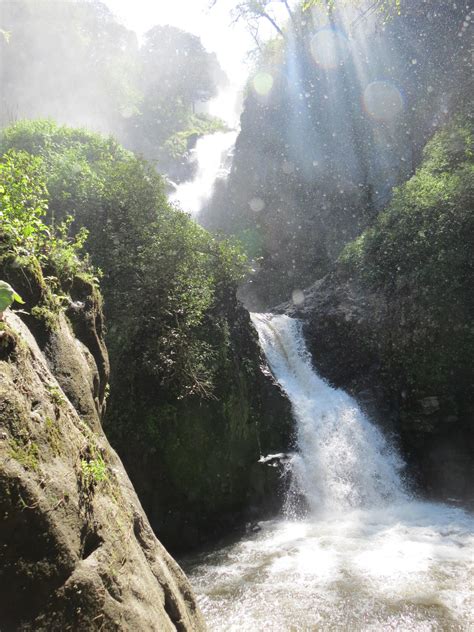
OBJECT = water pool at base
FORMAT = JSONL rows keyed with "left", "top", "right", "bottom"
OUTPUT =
{"left": 185, "top": 504, "right": 473, "bottom": 631}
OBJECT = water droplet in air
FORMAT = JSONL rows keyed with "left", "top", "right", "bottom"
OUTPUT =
{"left": 249, "top": 197, "right": 265, "bottom": 212}
{"left": 292, "top": 289, "right": 305, "bottom": 306}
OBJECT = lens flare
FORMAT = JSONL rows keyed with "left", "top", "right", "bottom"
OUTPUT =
{"left": 249, "top": 197, "right": 265, "bottom": 212}
{"left": 292, "top": 289, "right": 305, "bottom": 306}
{"left": 252, "top": 72, "right": 274, "bottom": 96}
{"left": 363, "top": 81, "right": 404, "bottom": 122}
{"left": 310, "top": 28, "right": 349, "bottom": 70}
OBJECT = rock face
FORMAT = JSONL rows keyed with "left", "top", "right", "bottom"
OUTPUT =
{"left": 282, "top": 273, "right": 473, "bottom": 504}
{"left": 110, "top": 293, "right": 294, "bottom": 553}
{"left": 200, "top": 4, "right": 469, "bottom": 309}
{"left": 0, "top": 302, "right": 205, "bottom": 630}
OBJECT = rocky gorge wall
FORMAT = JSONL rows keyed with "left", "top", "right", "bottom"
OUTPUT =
{"left": 282, "top": 270, "right": 473, "bottom": 505}
{"left": 198, "top": 4, "right": 473, "bottom": 507}
{"left": 108, "top": 289, "right": 294, "bottom": 553}
{"left": 0, "top": 273, "right": 205, "bottom": 631}
{"left": 201, "top": 3, "right": 470, "bottom": 308}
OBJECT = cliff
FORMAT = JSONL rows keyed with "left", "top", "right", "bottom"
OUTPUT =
{"left": 108, "top": 289, "right": 294, "bottom": 553}
{"left": 201, "top": 3, "right": 470, "bottom": 308}
{"left": 0, "top": 281, "right": 205, "bottom": 631}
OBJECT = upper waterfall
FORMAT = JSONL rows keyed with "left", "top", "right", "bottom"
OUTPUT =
{"left": 169, "top": 130, "right": 237, "bottom": 216}
{"left": 250, "top": 313, "right": 407, "bottom": 513}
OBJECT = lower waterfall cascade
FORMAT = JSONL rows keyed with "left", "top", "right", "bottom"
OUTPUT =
{"left": 185, "top": 314, "right": 474, "bottom": 631}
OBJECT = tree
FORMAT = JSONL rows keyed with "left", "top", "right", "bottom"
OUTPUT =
{"left": 0, "top": 0, "right": 140, "bottom": 132}
{"left": 211, "top": 0, "right": 295, "bottom": 46}
{"left": 140, "top": 25, "right": 225, "bottom": 109}
{"left": 1, "top": 120, "right": 246, "bottom": 397}
{"left": 130, "top": 25, "right": 227, "bottom": 166}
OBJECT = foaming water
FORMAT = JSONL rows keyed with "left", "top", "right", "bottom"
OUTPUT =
{"left": 185, "top": 314, "right": 474, "bottom": 631}
{"left": 170, "top": 130, "right": 237, "bottom": 216}
{"left": 251, "top": 314, "right": 406, "bottom": 514}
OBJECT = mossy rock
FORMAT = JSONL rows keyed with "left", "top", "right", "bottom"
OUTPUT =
{"left": 0, "top": 254, "right": 46, "bottom": 310}
{"left": 0, "top": 323, "right": 17, "bottom": 360}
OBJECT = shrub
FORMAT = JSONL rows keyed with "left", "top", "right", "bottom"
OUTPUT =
{"left": 341, "top": 114, "right": 474, "bottom": 396}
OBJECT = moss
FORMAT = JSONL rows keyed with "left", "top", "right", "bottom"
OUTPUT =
{"left": 0, "top": 250, "right": 66, "bottom": 336}
{"left": 8, "top": 437, "right": 40, "bottom": 471}
{"left": 0, "top": 323, "right": 18, "bottom": 360}
{"left": 30, "top": 304, "right": 59, "bottom": 332}
{"left": 45, "top": 416, "right": 62, "bottom": 456}
{"left": 46, "top": 384, "right": 66, "bottom": 408}
{"left": 0, "top": 253, "right": 46, "bottom": 309}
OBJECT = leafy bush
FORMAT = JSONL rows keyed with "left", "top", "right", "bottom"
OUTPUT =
{"left": 0, "top": 148, "right": 94, "bottom": 291}
{"left": 341, "top": 114, "right": 473, "bottom": 395}
{"left": 0, "top": 150, "right": 48, "bottom": 255}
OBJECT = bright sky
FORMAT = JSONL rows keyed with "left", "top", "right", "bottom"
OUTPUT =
{"left": 104, "top": 0, "right": 294, "bottom": 125}
{"left": 104, "top": 0, "right": 254, "bottom": 84}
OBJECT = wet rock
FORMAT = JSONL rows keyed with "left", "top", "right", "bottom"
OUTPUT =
{"left": 280, "top": 271, "right": 473, "bottom": 505}
{"left": 419, "top": 397, "right": 440, "bottom": 415}
{"left": 0, "top": 326, "right": 16, "bottom": 359}
{"left": 109, "top": 295, "right": 293, "bottom": 554}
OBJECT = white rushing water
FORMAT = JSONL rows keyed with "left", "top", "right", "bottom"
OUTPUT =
{"left": 185, "top": 314, "right": 474, "bottom": 631}
{"left": 169, "top": 129, "right": 237, "bottom": 216}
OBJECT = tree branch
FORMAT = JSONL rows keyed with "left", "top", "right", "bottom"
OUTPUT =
{"left": 261, "top": 11, "right": 285, "bottom": 37}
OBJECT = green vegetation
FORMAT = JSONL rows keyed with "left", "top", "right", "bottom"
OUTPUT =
{"left": 80, "top": 453, "right": 108, "bottom": 488}
{"left": 0, "top": 147, "right": 95, "bottom": 330}
{"left": 302, "top": 0, "right": 401, "bottom": 17}
{"left": 45, "top": 417, "right": 62, "bottom": 457}
{"left": 133, "top": 24, "right": 227, "bottom": 166}
{"left": 0, "top": 148, "right": 91, "bottom": 279}
{"left": 47, "top": 385, "right": 67, "bottom": 408}
{"left": 0, "top": 281, "right": 24, "bottom": 316}
{"left": 0, "top": 120, "right": 283, "bottom": 547}
{"left": 8, "top": 436, "right": 40, "bottom": 471}
{"left": 164, "top": 114, "right": 227, "bottom": 160}
{"left": 0, "top": 2, "right": 226, "bottom": 170}
{"left": 1, "top": 119, "right": 247, "bottom": 400}
{"left": 341, "top": 114, "right": 474, "bottom": 396}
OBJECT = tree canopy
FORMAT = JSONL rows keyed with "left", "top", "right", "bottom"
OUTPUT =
{"left": 0, "top": 0, "right": 226, "bottom": 171}
{"left": 1, "top": 119, "right": 246, "bottom": 398}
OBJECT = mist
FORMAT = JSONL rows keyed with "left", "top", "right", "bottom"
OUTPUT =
{"left": 0, "top": 0, "right": 229, "bottom": 178}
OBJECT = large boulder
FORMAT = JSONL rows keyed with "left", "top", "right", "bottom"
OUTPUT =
{"left": 110, "top": 295, "right": 294, "bottom": 553}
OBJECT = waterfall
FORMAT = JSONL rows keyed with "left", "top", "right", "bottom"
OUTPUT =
{"left": 186, "top": 313, "right": 474, "bottom": 632}
{"left": 169, "top": 130, "right": 237, "bottom": 216}
{"left": 250, "top": 313, "right": 406, "bottom": 513}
